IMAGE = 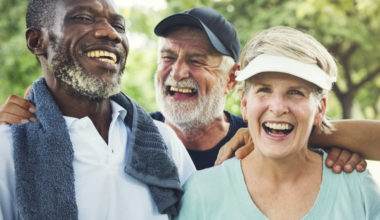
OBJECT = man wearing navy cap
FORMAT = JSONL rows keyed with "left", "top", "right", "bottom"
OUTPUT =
{"left": 151, "top": 7, "right": 245, "bottom": 170}
{"left": 150, "top": 7, "right": 368, "bottom": 172}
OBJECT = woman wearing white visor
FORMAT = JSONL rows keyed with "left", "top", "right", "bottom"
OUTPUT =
{"left": 175, "top": 26, "right": 380, "bottom": 220}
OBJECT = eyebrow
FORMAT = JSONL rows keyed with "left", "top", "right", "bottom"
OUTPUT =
{"left": 160, "top": 49, "right": 208, "bottom": 59}
{"left": 66, "top": 6, "right": 97, "bottom": 16}
{"left": 66, "top": 6, "right": 125, "bottom": 22}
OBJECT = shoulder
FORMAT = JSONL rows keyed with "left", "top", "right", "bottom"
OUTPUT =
{"left": 184, "top": 158, "right": 239, "bottom": 193}
{"left": 321, "top": 149, "right": 380, "bottom": 208}
{"left": 177, "top": 158, "right": 240, "bottom": 219}
{"left": 154, "top": 120, "right": 196, "bottom": 184}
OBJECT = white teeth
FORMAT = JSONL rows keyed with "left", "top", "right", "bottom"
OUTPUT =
{"left": 170, "top": 86, "right": 194, "bottom": 94}
{"left": 264, "top": 122, "right": 292, "bottom": 130}
{"left": 86, "top": 50, "right": 117, "bottom": 64}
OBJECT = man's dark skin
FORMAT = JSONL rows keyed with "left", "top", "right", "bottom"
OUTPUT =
{"left": 26, "top": 0, "right": 128, "bottom": 142}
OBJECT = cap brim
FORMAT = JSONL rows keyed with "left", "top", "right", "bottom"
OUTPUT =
{"left": 236, "top": 54, "right": 333, "bottom": 90}
{"left": 154, "top": 14, "right": 231, "bottom": 58}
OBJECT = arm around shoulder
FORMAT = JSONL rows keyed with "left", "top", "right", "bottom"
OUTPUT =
{"left": 310, "top": 120, "right": 380, "bottom": 160}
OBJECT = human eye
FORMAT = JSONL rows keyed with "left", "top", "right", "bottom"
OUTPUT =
{"left": 161, "top": 55, "right": 175, "bottom": 62}
{"left": 189, "top": 58, "right": 206, "bottom": 67}
{"left": 288, "top": 89, "right": 304, "bottom": 96}
{"left": 72, "top": 14, "right": 94, "bottom": 24}
{"left": 257, "top": 87, "right": 271, "bottom": 93}
{"left": 112, "top": 22, "right": 125, "bottom": 33}
{"left": 111, "top": 17, "right": 126, "bottom": 33}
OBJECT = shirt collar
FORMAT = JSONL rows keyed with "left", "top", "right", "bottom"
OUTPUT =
{"left": 63, "top": 100, "right": 128, "bottom": 129}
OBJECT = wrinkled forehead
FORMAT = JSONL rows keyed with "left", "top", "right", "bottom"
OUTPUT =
{"left": 50, "top": 0, "right": 122, "bottom": 33}
{"left": 158, "top": 27, "right": 219, "bottom": 55}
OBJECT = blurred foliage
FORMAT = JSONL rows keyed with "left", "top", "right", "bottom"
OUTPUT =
{"left": 1, "top": 0, "right": 380, "bottom": 119}
{"left": 0, "top": 0, "right": 41, "bottom": 102}
{"left": 165, "top": 0, "right": 380, "bottom": 119}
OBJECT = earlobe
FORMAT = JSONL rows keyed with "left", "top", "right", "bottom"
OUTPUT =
{"left": 224, "top": 64, "right": 240, "bottom": 94}
{"left": 314, "top": 98, "right": 327, "bottom": 126}
{"left": 26, "top": 28, "right": 47, "bottom": 56}
{"left": 241, "top": 92, "right": 248, "bottom": 122}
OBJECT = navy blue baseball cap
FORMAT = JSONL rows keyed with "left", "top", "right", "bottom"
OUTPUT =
{"left": 154, "top": 7, "right": 240, "bottom": 62}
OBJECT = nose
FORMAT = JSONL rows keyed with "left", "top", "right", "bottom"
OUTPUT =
{"left": 94, "top": 21, "right": 122, "bottom": 43}
{"left": 170, "top": 58, "right": 190, "bottom": 81}
{"left": 268, "top": 94, "right": 289, "bottom": 116}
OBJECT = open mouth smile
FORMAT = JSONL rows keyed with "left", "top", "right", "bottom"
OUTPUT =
{"left": 166, "top": 86, "right": 197, "bottom": 97}
{"left": 86, "top": 50, "right": 118, "bottom": 64}
{"left": 263, "top": 122, "right": 294, "bottom": 136}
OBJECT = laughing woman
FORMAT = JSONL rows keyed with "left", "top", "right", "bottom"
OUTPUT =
{"left": 175, "top": 26, "right": 380, "bottom": 220}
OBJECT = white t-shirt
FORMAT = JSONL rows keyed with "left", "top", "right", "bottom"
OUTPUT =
{"left": 0, "top": 101, "right": 195, "bottom": 220}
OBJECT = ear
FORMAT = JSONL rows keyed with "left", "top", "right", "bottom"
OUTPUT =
{"left": 313, "top": 97, "right": 327, "bottom": 126}
{"left": 241, "top": 91, "right": 248, "bottom": 122}
{"left": 26, "top": 28, "right": 48, "bottom": 56}
{"left": 224, "top": 64, "right": 240, "bottom": 95}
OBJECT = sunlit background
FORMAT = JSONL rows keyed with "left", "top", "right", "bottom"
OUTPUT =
{"left": 0, "top": 0, "right": 378, "bottom": 185}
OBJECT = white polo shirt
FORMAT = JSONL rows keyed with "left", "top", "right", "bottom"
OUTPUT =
{"left": 0, "top": 101, "right": 195, "bottom": 220}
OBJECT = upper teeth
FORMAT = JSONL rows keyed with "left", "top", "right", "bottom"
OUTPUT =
{"left": 170, "top": 86, "right": 194, "bottom": 94}
{"left": 265, "top": 122, "right": 292, "bottom": 130}
{"left": 86, "top": 50, "right": 117, "bottom": 64}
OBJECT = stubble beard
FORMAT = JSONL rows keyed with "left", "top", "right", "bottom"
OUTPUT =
{"left": 50, "top": 37, "right": 123, "bottom": 101}
{"left": 155, "top": 75, "right": 226, "bottom": 133}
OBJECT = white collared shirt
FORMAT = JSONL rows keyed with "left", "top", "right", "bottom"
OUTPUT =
{"left": 0, "top": 101, "right": 195, "bottom": 220}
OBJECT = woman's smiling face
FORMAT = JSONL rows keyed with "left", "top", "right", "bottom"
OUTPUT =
{"left": 241, "top": 72, "right": 326, "bottom": 161}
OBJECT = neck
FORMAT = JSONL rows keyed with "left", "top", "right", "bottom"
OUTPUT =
{"left": 242, "top": 148, "right": 322, "bottom": 182}
{"left": 166, "top": 112, "right": 230, "bottom": 151}
{"left": 46, "top": 77, "right": 112, "bottom": 143}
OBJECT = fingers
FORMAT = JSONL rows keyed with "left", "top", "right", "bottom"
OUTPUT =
{"left": 0, "top": 95, "right": 36, "bottom": 124}
{"left": 343, "top": 153, "right": 367, "bottom": 173}
{"left": 235, "top": 142, "right": 254, "bottom": 159}
{"left": 326, "top": 147, "right": 367, "bottom": 174}
{"left": 355, "top": 158, "right": 367, "bottom": 172}
{"left": 214, "top": 128, "right": 251, "bottom": 166}
{"left": 214, "top": 144, "right": 235, "bottom": 166}
{"left": 325, "top": 147, "right": 341, "bottom": 168}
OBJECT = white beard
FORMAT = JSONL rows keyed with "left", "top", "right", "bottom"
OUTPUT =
{"left": 155, "top": 75, "right": 226, "bottom": 133}
{"left": 51, "top": 37, "right": 122, "bottom": 100}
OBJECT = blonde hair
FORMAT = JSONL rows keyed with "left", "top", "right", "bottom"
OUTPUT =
{"left": 240, "top": 26, "right": 337, "bottom": 134}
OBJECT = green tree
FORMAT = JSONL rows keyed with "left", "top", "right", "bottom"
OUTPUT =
{"left": 165, "top": 0, "right": 380, "bottom": 119}
{"left": 0, "top": 0, "right": 41, "bottom": 103}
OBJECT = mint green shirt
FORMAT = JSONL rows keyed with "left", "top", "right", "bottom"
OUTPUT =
{"left": 175, "top": 150, "right": 380, "bottom": 220}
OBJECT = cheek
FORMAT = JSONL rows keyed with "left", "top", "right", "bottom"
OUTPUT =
{"left": 245, "top": 98, "right": 265, "bottom": 122}
{"left": 293, "top": 102, "right": 318, "bottom": 124}
{"left": 195, "top": 70, "right": 219, "bottom": 95}
{"left": 155, "top": 63, "right": 170, "bottom": 83}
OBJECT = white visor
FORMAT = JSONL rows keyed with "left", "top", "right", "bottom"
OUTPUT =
{"left": 236, "top": 54, "right": 334, "bottom": 90}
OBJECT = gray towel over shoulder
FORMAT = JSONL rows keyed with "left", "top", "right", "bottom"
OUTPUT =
{"left": 12, "top": 78, "right": 183, "bottom": 220}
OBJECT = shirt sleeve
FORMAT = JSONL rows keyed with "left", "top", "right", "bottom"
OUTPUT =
{"left": 154, "top": 120, "right": 196, "bottom": 185}
{"left": 359, "top": 170, "right": 380, "bottom": 219}
{"left": 0, "top": 125, "right": 17, "bottom": 219}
